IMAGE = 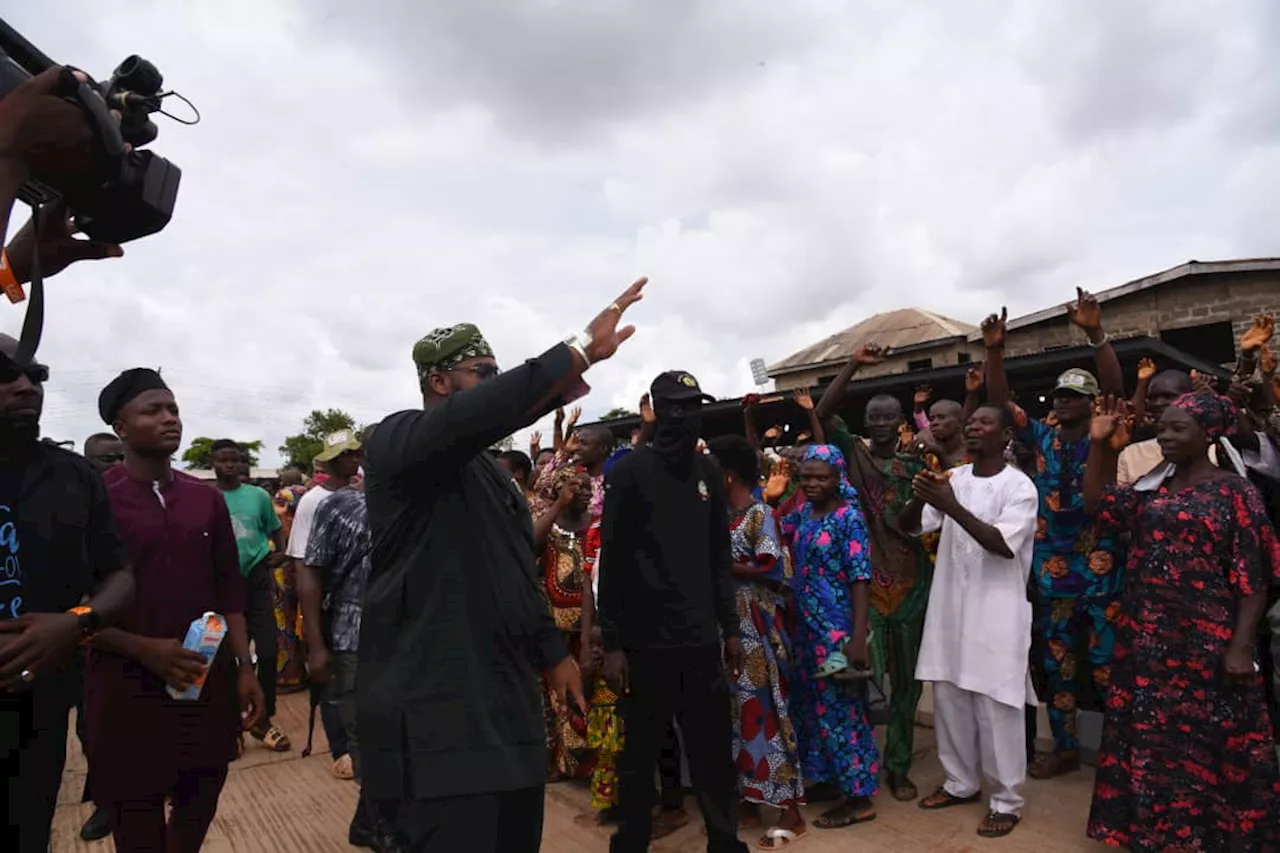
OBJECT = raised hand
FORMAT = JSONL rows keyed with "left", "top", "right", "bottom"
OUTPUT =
{"left": 981, "top": 308, "right": 1008, "bottom": 350}
{"left": 557, "top": 476, "right": 582, "bottom": 507}
{"left": 529, "top": 431, "right": 542, "bottom": 455}
{"left": 583, "top": 277, "right": 647, "bottom": 364}
{"left": 564, "top": 431, "right": 582, "bottom": 457}
{"left": 898, "top": 422, "right": 914, "bottom": 447}
{"left": 855, "top": 343, "right": 886, "bottom": 366}
{"left": 1191, "top": 370, "right": 1216, "bottom": 394}
{"left": 763, "top": 425, "right": 783, "bottom": 443}
{"left": 913, "top": 385, "right": 933, "bottom": 407}
{"left": 1090, "top": 395, "right": 1127, "bottom": 445}
{"left": 794, "top": 388, "right": 815, "bottom": 411}
{"left": 1066, "top": 287, "right": 1104, "bottom": 334}
{"left": 1137, "top": 358, "right": 1157, "bottom": 381}
{"left": 639, "top": 393, "right": 657, "bottom": 425}
{"left": 565, "top": 406, "right": 582, "bottom": 432}
{"left": 965, "top": 364, "right": 985, "bottom": 393}
{"left": 555, "top": 407, "right": 565, "bottom": 427}
{"left": 742, "top": 393, "right": 761, "bottom": 410}
{"left": 1260, "top": 343, "right": 1276, "bottom": 377}
{"left": 1241, "top": 313, "right": 1275, "bottom": 354}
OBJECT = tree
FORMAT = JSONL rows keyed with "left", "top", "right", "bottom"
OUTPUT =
{"left": 182, "top": 437, "right": 264, "bottom": 470}
{"left": 490, "top": 435, "right": 514, "bottom": 452}
{"left": 278, "top": 409, "right": 357, "bottom": 470}
{"left": 600, "top": 407, "right": 637, "bottom": 421}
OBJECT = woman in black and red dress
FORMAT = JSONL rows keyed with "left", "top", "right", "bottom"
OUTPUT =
{"left": 1083, "top": 391, "right": 1280, "bottom": 852}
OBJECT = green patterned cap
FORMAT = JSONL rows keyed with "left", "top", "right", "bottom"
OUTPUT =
{"left": 412, "top": 323, "right": 494, "bottom": 381}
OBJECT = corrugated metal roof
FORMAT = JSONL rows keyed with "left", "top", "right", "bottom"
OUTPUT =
{"left": 769, "top": 308, "right": 976, "bottom": 373}
{"left": 964, "top": 257, "right": 1280, "bottom": 340}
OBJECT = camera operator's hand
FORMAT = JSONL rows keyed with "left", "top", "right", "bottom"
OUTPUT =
{"left": 0, "top": 67, "right": 96, "bottom": 180}
{"left": 6, "top": 197, "right": 122, "bottom": 284}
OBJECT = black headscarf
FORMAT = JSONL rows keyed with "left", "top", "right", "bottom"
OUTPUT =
{"left": 98, "top": 368, "right": 169, "bottom": 424}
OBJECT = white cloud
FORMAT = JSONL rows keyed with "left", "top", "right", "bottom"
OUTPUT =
{"left": 5, "top": 0, "right": 1279, "bottom": 464}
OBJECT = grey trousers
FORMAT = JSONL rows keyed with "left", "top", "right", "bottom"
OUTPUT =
{"left": 325, "top": 651, "right": 360, "bottom": 777}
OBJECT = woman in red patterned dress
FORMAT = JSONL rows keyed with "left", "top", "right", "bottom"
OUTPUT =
{"left": 531, "top": 465, "right": 596, "bottom": 781}
{"left": 1084, "top": 391, "right": 1280, "bottom": 851}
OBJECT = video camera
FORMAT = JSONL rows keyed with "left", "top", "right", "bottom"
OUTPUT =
{"left": 0, "top": 17, "right": 183, "bottom": 244}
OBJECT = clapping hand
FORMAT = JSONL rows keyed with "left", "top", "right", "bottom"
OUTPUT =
{"left": 1137, "top": 358, "right": 1157, "bottom": 382}
{"left": 639, "top": 393, "right": 657, "bottom": 425}
{"left": 794, "top": 388, "right": 815, "bottom": 411}
{"left": 913, "top": 385, "right": 933, "bottom": 407}
{"left": 911, "top": 470, "right": 955, "bottom": 512}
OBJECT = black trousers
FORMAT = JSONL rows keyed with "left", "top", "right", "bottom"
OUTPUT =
{"left": 394, "top": 784, "right": 544, "bottom": 853}
{"left": 244, "top": 560, "right": 278, "bottom": 719}
{"left": 611, "top": 645, "right": 747, "bottom": 853}
{"left": 1, "top": 687, "right": 71, "bottom": 853}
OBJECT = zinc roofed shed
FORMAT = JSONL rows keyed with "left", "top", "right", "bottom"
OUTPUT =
{"left": 768, "top": 308, "right": 978, "bottom": 391}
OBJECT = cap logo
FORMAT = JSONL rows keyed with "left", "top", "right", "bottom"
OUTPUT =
{"left": 1060, "top": 373, "right": 1086, "bottom": 388}
{"left": 327, "top": 430, "right": 353, "bottom": 447}
{"left": 680, "top": 374, "right": 697, "bottom": 388}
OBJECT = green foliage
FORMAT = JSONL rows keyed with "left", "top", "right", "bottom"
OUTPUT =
{"left": 278, "top": 409, "right": 358, "bottom": 471}
{"left": 182, "top": 436, "right": 264, "bottom": 469}
{"left": 600, "top": 407, "right": 637, "bottom": 421}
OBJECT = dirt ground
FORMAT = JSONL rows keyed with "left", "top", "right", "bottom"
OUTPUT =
{"left": 50, "top": 691, "right": 1104, "bottom": 852}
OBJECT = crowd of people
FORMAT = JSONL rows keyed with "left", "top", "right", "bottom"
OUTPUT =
{"left": 2, "top": 67, "right": 1280, "bottom": 853}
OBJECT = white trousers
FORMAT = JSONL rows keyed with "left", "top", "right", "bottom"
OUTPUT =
{"left": 932, "top": 681, "right": 1027, "bottom": 815}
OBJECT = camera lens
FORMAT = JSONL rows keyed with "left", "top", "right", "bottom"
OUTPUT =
{"left": 112, "top": 55, "right": 162, "bottom": 95}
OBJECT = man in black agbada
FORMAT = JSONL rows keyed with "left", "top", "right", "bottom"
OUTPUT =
{"left": 358, "top": 278, "right": 646, "bottom": 853}
{"left": 598, "top": 371, "right": 748, "bottom": 853}
{"left": 0, "top": 335, "right": 135, "bottom": 853}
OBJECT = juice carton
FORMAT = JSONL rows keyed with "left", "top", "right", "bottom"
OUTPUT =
{"left": 166, "top": 611, "right": 226, "bottom": 700}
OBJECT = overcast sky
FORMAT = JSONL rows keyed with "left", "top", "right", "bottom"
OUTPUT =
{"left": 6, "top": 1, "right": 1279, "bottom": 466}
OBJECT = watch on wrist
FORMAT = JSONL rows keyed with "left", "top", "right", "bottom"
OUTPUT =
{"left": 562, "top": 332, "right": 593, "bottom": 367}
{"left": 68, "top": 605, "right": 103, "bottom": 639}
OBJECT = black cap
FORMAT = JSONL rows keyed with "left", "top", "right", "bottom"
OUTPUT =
{"left": 650, "top": 371, "right": 715, "bottom": 404}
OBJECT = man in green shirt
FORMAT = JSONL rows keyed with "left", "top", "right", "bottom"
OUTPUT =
{"left": 212, "top": 439, "right": 289, "bottom": 751}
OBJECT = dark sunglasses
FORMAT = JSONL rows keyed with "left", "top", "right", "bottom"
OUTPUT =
{"left": 0, "top": 359, "right": 49, "bottom": 385}
{"left": 451, "top": 363, "right": 501, "bottom": 380}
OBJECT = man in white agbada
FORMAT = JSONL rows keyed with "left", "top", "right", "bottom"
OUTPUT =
{"left": 900, "top": 403, "right": 1039, "bottom": 839}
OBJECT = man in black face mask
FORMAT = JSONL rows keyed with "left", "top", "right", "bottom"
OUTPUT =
{"left": 598, "top": 371, "right": 747, "bottom": 853}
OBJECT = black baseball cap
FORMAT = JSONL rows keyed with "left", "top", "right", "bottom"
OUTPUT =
{"left": 651, "top": 371, "right": 715, "bottom": 404}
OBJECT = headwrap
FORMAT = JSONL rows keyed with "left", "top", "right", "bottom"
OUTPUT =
{"left": 412, "top": 323, "right": 494, "bottom": 381}
{"left": 98, "top": 368, "right": 169, "bottom": 424}
{"left": 1169, "top": 390, "right": 1239, "bottom": 444}
{"left": 801, "top": 443, "right": 860, "bottom": 504}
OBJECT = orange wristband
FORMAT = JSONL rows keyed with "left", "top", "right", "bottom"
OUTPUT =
{"left": 0, "top": 248, "right": 23, "bottom": 304}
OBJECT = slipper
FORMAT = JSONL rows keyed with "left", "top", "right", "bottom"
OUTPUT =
{"left": 651, "top": 808, "right": 689, "bottom": 840}
{"left": 812, "top": 803, "right": 875, "bottom": 830}
{"left": 886, "top": 773, "right": 918, "bottom": 802}
{"left": 977, "top": 811, "right": 1020, "bottom": 838}
{"left": 918, "top": 787, "right": 981, "bottom": 810}
{"left": 252, "top": 724, "right": 292, "bottom": 752}
{"left": 757, "top": 826, "right": 808, "bottom": 849}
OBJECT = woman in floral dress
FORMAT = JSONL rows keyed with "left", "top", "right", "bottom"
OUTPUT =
{"left": 531, "top": 465, "right": 596, "bottom": 781}
{"left": 1084, "top": 391, "right": 1280, "bottom": 852}
{"left": 780, "top": 443, "right": 880, "bottom": 830}
{"left": 707, "top": 436, "right": 807, "bottom": 849}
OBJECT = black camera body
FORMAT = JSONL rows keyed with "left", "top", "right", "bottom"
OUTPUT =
{"left": 0, "top": 18, "right": 181, "bottom": 244}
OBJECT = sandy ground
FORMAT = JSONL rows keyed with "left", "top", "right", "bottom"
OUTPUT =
{"left": 50, "top": 690, "right": 1104, "bottom": 852}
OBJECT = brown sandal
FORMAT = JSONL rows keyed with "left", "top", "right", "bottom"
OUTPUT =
{"left": 918, "top": 787, "right": 981, "bottom": 810}
{"left": 1028, "top": 752, "right": 1079, "bottom": 780}
{"left": 977, "top": 811, "right": 1020, "bottom": 838}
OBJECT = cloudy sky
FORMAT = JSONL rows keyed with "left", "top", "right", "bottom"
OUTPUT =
{"left": 7, "top": 1, "right": 1279, "bottom": 466}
